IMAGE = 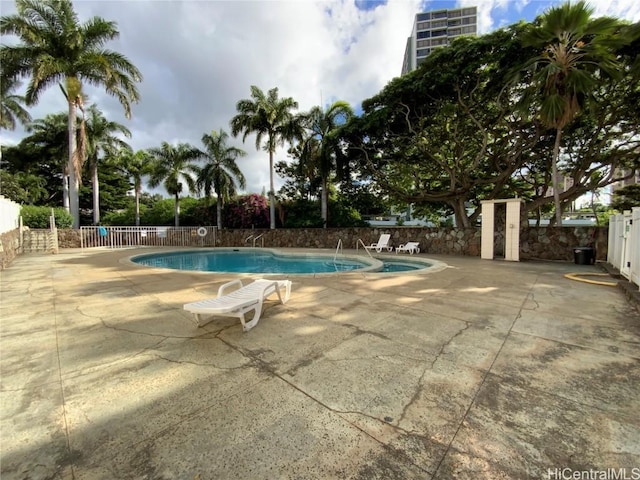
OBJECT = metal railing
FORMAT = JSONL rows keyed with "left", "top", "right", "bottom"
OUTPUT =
{"left": 244, "top": 234, "right": 264, "bottom": 247}
{"left": 80, "top": 226, "right": 216, "bottom": 249}
{"left": 355, "top": 238, "right": 374, "bottom": 258}
{"left": 334, "top": 238, "right": 343, "bottom": 262}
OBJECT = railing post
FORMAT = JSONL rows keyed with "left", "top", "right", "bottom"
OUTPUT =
{"left": 49, "top": 208, "right": 59, "bottom": 254}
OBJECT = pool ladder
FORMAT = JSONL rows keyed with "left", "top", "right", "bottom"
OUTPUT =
{"left": 355, "top": 238, "right": 374, "bottom": 258}
{"left": 334, "top": 239, "right": 343, "bottom": 262}
{"left": 244, "top": 234, "right": 264, "bottom": 247}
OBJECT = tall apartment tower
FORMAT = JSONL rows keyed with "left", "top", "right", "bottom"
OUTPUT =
{"left": 401, "top": 6, "right": 477, "bottom": 74}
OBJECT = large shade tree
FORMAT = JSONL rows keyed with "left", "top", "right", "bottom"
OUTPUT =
{"left": 303, "top": 101, "right": 354, "bottom": 228}
{"left": 0, "top": 0, "right": 142, "bottom": 228}
{"left": 519, "top": 1, "right": 631, "bottom": 225}
{"left": 230, "top": 85, "right": 302, "bottom": 229}
{"left": 196, "top": 129, "right": 246, "bottom": 229}
{"left": 147, "top": 142, "right": 200, "bottom": 227}
{"left": 341, "top": 26, "right": 542, "bottom": 227}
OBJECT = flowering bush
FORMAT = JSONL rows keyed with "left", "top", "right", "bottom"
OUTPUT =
{"left": 223, "top": 194, "right": 270, "bottom": 228}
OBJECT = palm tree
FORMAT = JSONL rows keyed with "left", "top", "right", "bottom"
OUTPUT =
{"left": 196, "top": 129, "right": 247, "bottom": 229}
{"left": 303, "top": 101, "right": 354, "bottom": 228}
{"left": 83, "top": 104, "right": 131, "bottom": 224}
{"left": 230, "top": 86, "right": 303, "bottom": 229}
{"left": 1, "top": 0, "right": 142, "bottom": 228}
{"left": 117, "top": 149, "right": 152, "bottom": 226}
{"left": 25, "top": 112, "right": 71, "bottom": 208}
{"left": 0, "top": 76, "right": 31, "bottom": 130}
{"left": 520, "top": 1, "right": 628, "bottom": 225}
{"left": 147, "top": 142, "right": 200, "bottom": 227}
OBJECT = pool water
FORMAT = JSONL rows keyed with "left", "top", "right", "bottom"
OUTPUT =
{"left": 131, "top": 249, "right": 434, "bottom": 275}
{"left": 381, "top": 261, "right": 423, "bottom": 272}
{"left": 132, "top": 250, "right": 372, "bottom": 274}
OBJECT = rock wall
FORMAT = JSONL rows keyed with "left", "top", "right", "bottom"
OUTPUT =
{"left": 0, "top": 229, "right": 20, "bottom": 270}
{"left": 520, "top": 227, "right": 607, "bottom": 261}
{"left": 58, "top": 229, "right": 81, "bottom": 248}
{"left": 41, "top": 226, "right": 609, "bottom": 262}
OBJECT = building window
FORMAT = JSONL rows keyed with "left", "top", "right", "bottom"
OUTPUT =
{"left": 448, "top": 28, "right": 461, "bottom": 36}
{"left": 417, "top": 31, "right": 430, "bottom": 39}
{"left": 417, "top": 21, "right": 430, "bottom": 30}
{"left": 448, "top": 9, "right": 461, "bottom": 18}
{"left": 432, "top": 38, "right": 448, "bottom": 46}
{"left": 462, "top": 25, "right": 476, "bottom": 34}
{"left": 416, "top": 13, "right": 430, "bottom": 21}
{"left": 462, "top": 7, "right": 476, "bottom": 16}
{"left": 416, "top": 49, "right": 430, "bottom": 57}
{"left": 431, "top": 29, "right": 446, "bottom": 37}
{"left": 432, "top": 11, "right": 447, "bottom": 19}
{"left": 416, "top": 39, "right": 431, "bottom": 48}
{"left": 432, "top": 20, "right": 447, "bottom": 28}
{"left": 462, "top": 17, "right": 475, "bottom": 25}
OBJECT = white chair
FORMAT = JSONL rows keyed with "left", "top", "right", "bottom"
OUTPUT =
{"left": 183, "top": 279, "right": 292, "bottom": 331}
{"left": 364, "top": 233, "right": 393, "bottom": 253}
{"left": 396, "top": 242, "right": 420, "bottom": 254}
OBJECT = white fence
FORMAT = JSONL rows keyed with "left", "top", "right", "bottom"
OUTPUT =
{"left": 80, "top": 226, "right": 217, "bottom": 249}
{"left": 607, "top": 207, "right": 640, "bottom": 290}
{"left": 0, "top": 196, "right": 21, "bottom": 234}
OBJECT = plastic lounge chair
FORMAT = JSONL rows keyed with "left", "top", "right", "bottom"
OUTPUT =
{"left": 183, "top": 279, "right": 292, "bottom": 331}
{"left": 364, "top": 233, "right": 393, "bottom": 253}
{"left": 396, "top": 242, "right": 421, "bottom": 254}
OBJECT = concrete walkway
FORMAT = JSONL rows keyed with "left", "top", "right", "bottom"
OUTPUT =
{"left": 1, "top": 248, "right": 639, "bottom": 480}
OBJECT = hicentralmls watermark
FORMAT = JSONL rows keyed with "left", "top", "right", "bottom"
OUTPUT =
{"left": 547, "top": 468, "right": 640, "bottom": 480}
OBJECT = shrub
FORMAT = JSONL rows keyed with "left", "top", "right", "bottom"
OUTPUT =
{"left": 224, "top": 194, "right": 270, "bottom": 229}
{"left": 21, "top": 205, "right": 73, "bottom": 228}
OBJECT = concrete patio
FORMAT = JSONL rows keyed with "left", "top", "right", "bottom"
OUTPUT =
{"left": 1, "top": 248, "right": 639, "bottom": 479}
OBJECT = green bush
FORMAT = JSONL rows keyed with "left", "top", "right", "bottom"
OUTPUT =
{"left": 102, "top": 204, "right": 148, "bottom": 226}
{"left": 21, "top": 205, "right": 73, "bottom": 228}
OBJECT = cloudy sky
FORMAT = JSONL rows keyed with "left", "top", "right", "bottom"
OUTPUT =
{"left": 2, "top": 0, "right": 639, "bottom": 197}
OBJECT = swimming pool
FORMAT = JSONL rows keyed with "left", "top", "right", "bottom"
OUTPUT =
{"left": 130, "top": 248, "right": 442, "bottom": 275}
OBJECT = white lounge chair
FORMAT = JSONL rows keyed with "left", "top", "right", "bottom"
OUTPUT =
{"left": 183, "top": 279, "right": 292, "bottom": 332}
{"left": 396, "top": 242, "right": 421, "bottom": 254}
{"left": 364, "top": 233, "right": 393, "bottom": 253}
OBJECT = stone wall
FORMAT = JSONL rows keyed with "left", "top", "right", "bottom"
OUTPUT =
{"left": 50, "top": 226, "right": 608, "bottom": 262}
{"left": 58, "top": 228, "right": 81, "bottom": 248}
{"left": 520, "top": 227, "right": 607, "bottom": 261}
{"left": 0, "top": 229, "right": 20, "bottom": 270}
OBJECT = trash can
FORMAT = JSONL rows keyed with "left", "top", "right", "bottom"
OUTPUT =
{"left": 573, "top": 247, "right": 595, "bottom": 265}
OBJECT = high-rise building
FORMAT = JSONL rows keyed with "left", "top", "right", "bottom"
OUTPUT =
{"left": 611, "top": 168, "right": 640, "bottom": 193}
{"left": 401, "top": 6, "right": 477, "bottom": 74}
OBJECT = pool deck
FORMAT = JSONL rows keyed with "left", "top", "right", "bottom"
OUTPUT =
{"left": 1, "top": 247, "right": 639, "bottom": 479}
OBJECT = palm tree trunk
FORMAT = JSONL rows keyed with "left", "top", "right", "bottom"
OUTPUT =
{"left": 174, "top": 192, "right": 180, "bottom": 227}
{"left": 217, "top": 198, "right": 223, "bottom": 229}
{"left": 134, "top": 185, "right": 141, "bottom": 226}
{"left": 62, "top": 165, "right": 69, "bottom": 211}
{"left": 68, "top": 101, "right": 80, "bottom": 228}
{"left": 552, "top": 126, "right": 563, "bottom": 226}
{"left": 269, "top": 149, "right": 276, "bottom": 229}
{"left": 321, "top": 176, "right": 328, "bottom": 228}
{"left": 92, "top": 159, "right": 100, "bottom": 224}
